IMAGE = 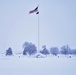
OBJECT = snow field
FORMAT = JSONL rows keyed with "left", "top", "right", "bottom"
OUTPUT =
{"left": 0, "top": 55, "right": 76, "bottom": 75}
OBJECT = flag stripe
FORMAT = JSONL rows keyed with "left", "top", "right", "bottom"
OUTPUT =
{"left": 29, "top": 9, "right": 38, "bottom": 14}
{"left": 29, "top": 6, "right": 38, "bottom": 14}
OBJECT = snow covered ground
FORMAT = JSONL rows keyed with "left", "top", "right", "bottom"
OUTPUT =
{"left": 0, "top": 54, "right": 76, "bottom": 75}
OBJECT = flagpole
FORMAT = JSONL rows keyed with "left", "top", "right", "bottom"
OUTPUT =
{"left": 38, "top": 12, "right": 39, "bottom": 52}
{"left": 29, "top": 5, "right": 40, "bottom": 52}
{"left": 37, "top": 4, "right": 40, "bottom": 52}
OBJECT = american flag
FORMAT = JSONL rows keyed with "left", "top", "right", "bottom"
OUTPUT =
{"left": 29, "top": 6, "right": 38, "bottom": 14}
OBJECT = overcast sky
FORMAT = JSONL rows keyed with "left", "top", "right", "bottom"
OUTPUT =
{"left": 0, "top": 0, "right": 76, "bottom": 53}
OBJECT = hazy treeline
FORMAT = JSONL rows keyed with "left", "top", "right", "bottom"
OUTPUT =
{"left": 5, "top": 42, "right": 76, "bottom": 57}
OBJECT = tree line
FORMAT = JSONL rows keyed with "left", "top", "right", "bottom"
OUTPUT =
{"left": 5, "top": 41, "right": 76, "bottom": 57}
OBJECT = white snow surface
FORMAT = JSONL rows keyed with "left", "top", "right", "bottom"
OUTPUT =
{"left": 0, "top": 55, "right": 76, "bottom": 75}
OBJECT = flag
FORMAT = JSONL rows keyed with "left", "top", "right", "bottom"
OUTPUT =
{"left": 36, "top": 12, "right": 39, "bottom": 14}
{"left": 29, "top": 6, "right": 38, "bottom": 14}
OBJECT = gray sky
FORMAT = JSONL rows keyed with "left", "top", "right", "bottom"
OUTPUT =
{"left": 0, "top": 0, "right": 76, "bottom": 53}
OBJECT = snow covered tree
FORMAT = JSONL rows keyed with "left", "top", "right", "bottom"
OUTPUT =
{"left": 60, "top": 45, "right": 71, "bottom": 55}
{"left": 40, "top": 45, "right": 49, "bottom": 55}
{"left": 50, "top": 47, "right": 59, "bottom": 56}
{"left": 23, "top": 42, "right": 37, "bottom": 56}
{"left": 6, "top": 47, "right": 13, "bottom": 56}
{"left": 71, "top": 49, "right": 76, "bottom": 55}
